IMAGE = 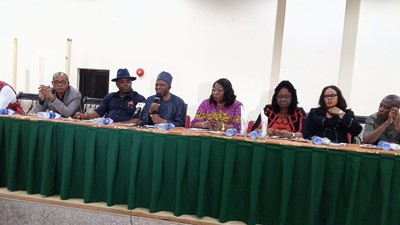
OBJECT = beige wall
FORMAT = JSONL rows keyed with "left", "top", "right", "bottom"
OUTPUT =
{"left": 0, "top": 0, "right": 399, "bottom": 120}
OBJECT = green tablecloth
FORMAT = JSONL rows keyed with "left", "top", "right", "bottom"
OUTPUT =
{"left": 1, "top": 117, "right": 400, "bottom": 225}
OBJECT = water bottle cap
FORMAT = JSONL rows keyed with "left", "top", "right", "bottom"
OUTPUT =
{"left": 49, "top": 112, "right": 56, "bottom": 119}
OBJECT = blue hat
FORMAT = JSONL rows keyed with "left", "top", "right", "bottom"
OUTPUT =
{"left": 157, "top": 71, "right": 173, "bottom": 85}
{"left": 111, "top": 68, "right": 137, "bottom": 82}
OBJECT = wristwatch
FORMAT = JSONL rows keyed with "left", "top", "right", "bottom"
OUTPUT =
{"left": 338, "top": 110, "right": 345, "bottom": 115}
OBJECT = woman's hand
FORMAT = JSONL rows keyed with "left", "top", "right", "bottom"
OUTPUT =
{"left": 275, "top": 129, "right": 293, "bottom": 138}
{"left": 197, "top": 120, "right": 211, "bottom": 129}
{"left": 267, "top": 128, "right": 276, "bottom": 136}
{"left": 207, "top": 118, "right": 224, "bottom": 131}
{"left": 328, "top": 107, "right": 344, "bottom": 115}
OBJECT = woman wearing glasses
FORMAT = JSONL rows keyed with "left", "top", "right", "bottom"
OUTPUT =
{"left": 307, "top": 85, "right": 362, "bottom": 143}
{"left": 251, "top": 80, "right": 307, "bottom": 138}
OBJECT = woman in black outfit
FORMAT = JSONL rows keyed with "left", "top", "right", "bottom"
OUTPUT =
{"left": 307, "top": 85, "right": 362, "bottom": 143}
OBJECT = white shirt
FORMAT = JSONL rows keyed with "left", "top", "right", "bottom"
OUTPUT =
{"left": 0, "top": 85, "right": 17, "bottom": 109}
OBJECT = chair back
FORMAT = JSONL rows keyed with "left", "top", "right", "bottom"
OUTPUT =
{"left": 82, "top": 96, "right": 103, "bottom": 113}
{"left": 17, "top": 92, "right": 39, "bottom": 114}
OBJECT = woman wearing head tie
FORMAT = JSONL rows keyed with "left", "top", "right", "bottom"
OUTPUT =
{"left": 190, "top": 78, "right": 242, "bottom": 131}
{"left": 251, "top": 80, "right": 307, "bottom": 139}
{"left": 307, "top": 85, "right": 362, "bottom": 143}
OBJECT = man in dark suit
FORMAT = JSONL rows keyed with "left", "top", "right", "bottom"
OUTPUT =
{"left": 73, "top": 68, "right": 146, "bottom": 123}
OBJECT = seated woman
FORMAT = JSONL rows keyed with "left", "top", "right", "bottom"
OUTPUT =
{"left": 307, "top": 85, "right": 362, "bottom": 143}
{"left": 251, "top": 80, "right": 307, "bottom": 138}
{"left": 190, "top": 78, "right": 242, "bottom": 131}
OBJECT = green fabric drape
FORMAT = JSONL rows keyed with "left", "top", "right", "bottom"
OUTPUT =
{"left": 1, "top": 117, "right": 400, "bottom": 225}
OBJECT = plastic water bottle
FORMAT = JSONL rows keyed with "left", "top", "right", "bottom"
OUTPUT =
{"left": 390, "top": 143, "right": 400, "bottom": 151}
{"left": 249, "top": 130, "right": 260, "bottom": 139}
{"left": 378, "top": 141, "right": 391, "bottom": 151}
{"left": 225, "top": 128, "right": 238, "bottom": 137}
{"left": 37, "top": 111, "right": 61, "bottom": 119}
{"left": 155, "top": 123, "right": 175, "bottom": 130}
{"left": 311, "top": 136, "right": 332, "bottom": 145}
{"left": 0, "top": 109, "right": 15, "bottom": 115}
{"left": 94, "top": 117, "right": 113, "bottom": 125}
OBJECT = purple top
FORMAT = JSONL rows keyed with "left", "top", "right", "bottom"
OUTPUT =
{"left": 190, "top": 99, "right": 242, "bottom": 131}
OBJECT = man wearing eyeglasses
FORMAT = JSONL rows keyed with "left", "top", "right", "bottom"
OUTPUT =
{"left": 33, "top": 72, "right": 81, "bottom": 117}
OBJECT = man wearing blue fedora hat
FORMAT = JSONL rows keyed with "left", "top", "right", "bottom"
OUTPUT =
{"left": 74, "top": 68, "right": 146, "bottom": 123}
{"left": 141, "top": 71, "right": 186, "bottom": 127}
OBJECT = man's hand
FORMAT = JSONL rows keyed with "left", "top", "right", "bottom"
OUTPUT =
{"left": 150, "top": 114, "right": 166, "bottom": 124}
{"left": 73, "top": 112, "right": 86, "bottom": 120}
{"left": 150, "top": 102, "right": 160, "bottom": 114}
{"left": 391, "top": 107, "right": 400, "bottom": 132}
{"left": 38, "top": 85, "right": 56, "bottom": 101}
{"left": 386, "top": 107, "right": 399, "bottom": 124}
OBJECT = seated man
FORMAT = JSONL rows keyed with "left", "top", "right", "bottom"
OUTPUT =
{"left": 363, "top": 94, "right": 400, "bottom": 144}
{"left": 0, "top": 80, "right": 24, "bottom": 114}
{"left": 33, "top": 72, "right": 81, "bottom": 117}
{"left": 74, "top": 68, "right": 146, "bottom": 123}
{"left": 141, "top": 71, "right": 186, "bottom": 127}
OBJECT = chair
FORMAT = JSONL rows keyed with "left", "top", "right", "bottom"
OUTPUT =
{"left": 17, "top": 92, "right": 39, "bottom": 114}
{"left": 185, "top": 115, "right": 191, "bottom": 128}
{"left": 349, "top": 115, "right": 367, "bottom": 143}
{"left": 82, "top": 96, "right": 102, "bottom": 113}
{"left": 247, "top": 120, "right": 255, "bottom": 134}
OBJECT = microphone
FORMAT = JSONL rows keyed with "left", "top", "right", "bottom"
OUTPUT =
{"left": 132, "top": 102, "right": 146, "bottom": 118}
{"left": 151, "top": 93, "right": 162, "bottom": 115}
{"left": 154, "top": 93, "right": 162, "bottom": 104}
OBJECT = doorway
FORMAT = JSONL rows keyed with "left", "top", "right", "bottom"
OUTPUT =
{"left": 78, "top": 68, "right": 109, "bottom": 99}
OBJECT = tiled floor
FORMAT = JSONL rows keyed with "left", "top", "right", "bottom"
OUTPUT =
{"left": 0, "top": 188, "right": 245, "bottom": 225}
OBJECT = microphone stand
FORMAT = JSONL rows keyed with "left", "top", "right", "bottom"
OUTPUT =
{"left": 137, "top": 110, "right": 144, "bottom": 127}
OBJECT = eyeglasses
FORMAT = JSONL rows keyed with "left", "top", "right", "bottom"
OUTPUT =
{"left": 324, "top": 94, "right": 338, "bottom": 99}
{"left": 52, "top": 80, "right": 68, "bottom": 85}
{"left": 212, "top": 89, "right": 224, "bottom": 93}
{"left": 276, "top": 95, "right": 291, "bottom": 100}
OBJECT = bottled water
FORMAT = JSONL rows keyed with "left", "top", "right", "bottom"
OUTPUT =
{"left": 311, "top": 136, "right": 332, "bottom": 145}
{"left": 0, "top": 109, "right": 15, "bottom": 115}
{"left": 94, "top": 117, "right": 113, "bottom": 125}
{"left": 225, "top": 128, "right": 238, "bottom": 137}
{"left": 37, "top": 111, "right": 61, "bottom": 119}
{"left": 155, "top": 123, "right": 175, "bottom": 130}
{"left": 390, "top": 143, "right": 400, "bottom": 151}
{"left": 378, "top": 141, "right": 391, "bottom": 151}
{"left": 249, "top": 130, "right": 260, "bottom": 139}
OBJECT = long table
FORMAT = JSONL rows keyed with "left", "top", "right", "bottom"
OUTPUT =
{"left": 1, "top": 115, "right": 400, "bottom": 225}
